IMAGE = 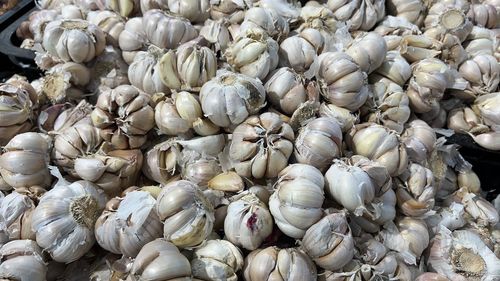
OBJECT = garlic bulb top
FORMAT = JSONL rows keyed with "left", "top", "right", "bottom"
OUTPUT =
{"left": 230, "top": 112, "right": 295, "bottom": 179}
{"left": 156, "top": 180, "right": 214, "bottom": 248}
{"left": 95, "top": 190, "right": 163, "bottom": 258}
{"left": 191, "top": 239, "right": 244, "bottom": 281}
{"left": 31, "top": 177, "right": 107, "bottom": 263}
{"left": 0, "top": 240, "right": 47, "bottom": 281}
{"left": 199, "top": 70, "right": 266, "bottom": 128}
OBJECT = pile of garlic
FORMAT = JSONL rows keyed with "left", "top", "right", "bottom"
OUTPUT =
{"left": 1, "top": 0, "right": 500, "bottom": 280}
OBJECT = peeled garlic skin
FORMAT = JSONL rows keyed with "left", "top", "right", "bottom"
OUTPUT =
{"left": 0, "top": 240, "right": 47, "bottom": 281}
{"left": 31, "top": 180, "right": 107, "bottom": 263}
{"left": 191, "top": 239, "right": 244, "bottom": 281}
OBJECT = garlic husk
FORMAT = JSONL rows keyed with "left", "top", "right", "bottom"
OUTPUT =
{"left": 31, "top": 171, "right": 107, "bottom": 263}
{"left": 379, "top": 217, "right": 429, "bottom": 265}
{"left": 86, "top": 10, "right": 124, "bottom": 46}
{"left": 239, "top": 7, "right": 289, "bottom": 41}
{"left": 0, "top": 133, "right": 51, "bottom": 188}
{"left": 349, "top": 187, "right": 397, "bottom": 233}
{"left": 243, "top": 246, "right": 317, "bottom": 281}
{"left": 42, "top": 19, "right": 105, "bottom": 63}
{"left": 95, "top": 190, "right": 163, "bottom": 258}
{"left": 345, "top": 32, "right": 388, "bottom": 74}
{"left": 317, "top": 51, "right": 369, "bottom": 111}
{"left": 302, "top": 211, "right": 354, "bottom": 271}
{"left": 91, "top": 85, "right": 154, "bottom": 149}
{"left": 385, "top": 0, "right": 426, "bottom": 26}
{"left": 199, "top": 70, "right": 266, "bottom": 128}
{"left": 0, "top": 191, "right": 38, "bottom": 244}
{"left": 395, "top": 163, "right": 436, "bottom": 217}
{"left": 226, "top": 28, "right": 279, "bottom": 80}
{"left": 199, "top": 18, "right": 232, "bottom": 53}
{"left": 0, "top": 240, "right": 47, "bottom": 281}
{"left": 128, "top": 48, "right": 169, "bottom": 95}
{"left": 229, "top": 112, "right": 294, "bottom": 179}
{"left": 142, "top": 139, "right": 180, "bottom": 185}
{"left": 41, "top": 62, "right": 90, "bottom": 103}
{"left": 373, "top": 15, "right": 421, "bottom": 37}
{"left": 425, "top": 202, "right": 467, "bottom": 237}
{"left": 429, "top": 144, "right": 460, "bottom": 201}
{"left": 156, "top": 180, "right": 214, "bottom": 248}
{"left": 401, "top": 119, "right": 437, "bottom": 164}
{"left": 127, "top": 238, "right": 192, "bottom": 280}
{"left": 159, "top": 40, "right": 217, "bottom": 92}
{"left": 86, "top": 46, "right": 129, "bottom": 92}
{"left": 269, "top": 164, "right": 324, "bottom": 238}
{"left": 293, "top": 117, "right": 342, "bottom": 171}
{"left": 191, "top": 239, "right": 244, "bottom": 281}
{"left": 224, "top": 193, "right": 273, "bottom": 251}
{"left": 318, "top": 103, "right": 358, "bottom": 133}
{"left": 427, "top": 227, "right": 500, "bottom": 281}
{"left": 355, "top": 235, "right": 387, "bottom": 265}
{"left": 327, "top": 0, "right": 385, "bottom": 31}
{"left": 458, "top": 54, "right": 500, "bottom": 100}
{"left": 264, "top": 67, "right": 309, "bottom": 116}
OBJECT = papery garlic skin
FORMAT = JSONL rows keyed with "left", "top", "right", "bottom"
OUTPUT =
{"left": 179, "top": 149, "right": 222, "bottom": 189}
{"left": 191, "top": 239, "right": 244, "bottom": 281}
{"left": 243, "top": 246, "right": 317, "bottom": 281}
{"left": 200, "top": 19, "right": 232, "bottom": 53}
{"left": 230, "top": 112, "right": 294, "bottom": 179}
{"left": 199, "top": 71, "right": 266, "bottom": 128}
{"left": 31, "top": 178, "right": 107, "bottom": 263}
{"left": 40, "top": 62, "right": 90, "bottom": 103}
{"left": 395, "top": 163, "right": 436, "bottom": 217}
{"left": 127, "top": 238, "right": 192, "bottom": 281}
{"left": 401, "top": 119, "right": 437, "bottom": 164}
{"left": 95, "top": 190, "right": 163, "bottom": 258}
{"left": 0, "top": 191, "right": 37, "bottom": 244}
{"left": 294, "top": 117, "right": 342, "bottom": 171}
{"left": 155, "top": 98, "right": 191, "bottom": 136}
{"left": 347, "top": 123, "right": 408, "bottom": 176}
{"left": 156, "top": 180, "right": 214, "bottom": 248}
{"left": 0, "top": 133, "right": 51, "bottom": 188}
{"left": 265, "top": 67, "right": 308, "bottom": 116}
{"left": 0, "top": 240, "right": 47, "bottom": 281}
{"left": 269, "top": 164, "right": 324, "bottom": 238}
{"left": 326, "top": 0, "right": 385, "bottom": 31}
{"left": 302, "top": 211, "right": 354, "bottom": 271}
{"left": 224, "top": 193, "right": 273, "bottom": 251}
{"left": 317, "top": 51, "right": 369, "bottom": 111}
{"left": 42, "top": 19, "right": 105, "bottom": 63}
{"left": 226, "top": 28, "right": 279, "bottom": 80}
{"left": 239, "top": 7, "right": 289, "bottom": 41}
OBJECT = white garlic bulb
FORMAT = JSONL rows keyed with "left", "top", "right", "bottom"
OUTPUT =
{"left": 243, "top": 246, "right": 317, "bottom": 281}
{"left": 0, "top": 190, "right": 40, "bottom": 244}
{"left": 0, "top": 240, "right": 47, "bottom": 281}
{"left": 369, "top": 51, "right": 412, "bottom": 87}
{"left": 239, "top": 7, "right": 289, "bottom": 41}
{"left": 118, "top": 17, "right": 146, "bottom": 64}
{"left": 399, "top": 35, "right": 442, "bottom": 64}
{"left": 386, "top": 0, "right": 426, "bottom": 26}
{"left": 327, "top": 0, "right": 385, "bottom": 31}
{"left": 42, "top": 19, "right": 105, "bottom": 63}
{"left": 142, "top": 139, "right": 180, "bottom": 185}
{"left": 463, "top": 26, "right": 496, "bottom": 58}
{"left": 265, "top": 67, "right": 309, "bottom": 116}
{"left": 424, "top": 0, "right": 472, "bottom": 42}
{"left": 191, "top": 239, "right": 244, "bottom": 281}
{"left": 459, "top": 55, "right": 500, "bottom": 100}
{"left": 279, "top": 29, "right": 323, "bottom": 74}
{"left": 224, "top": 193, "right": 273, "bottom": 250}
{"left": 319, "top": 103, "right": 358, "bottom": 133}
{"left": 143, "top": 9, "right": 198, "bottom": 49}
{"left": 230, "top": 112, "right": 295, "bottom": 179}
{"left": 127, "top": 238, "right": 192, "bottom": 280}
{"left": 86, "top": 10, "right": 124, "bottom": 46}
{"left": 31, "top": 175, "right": 107, "bottom": 263}
{"left": 0, "top": 132, "right": 51, "bottom": 188}
{"left": 302, "top": 211, "right": 354, "bottom": 271}
{"left": 156, "top": 180, "right": 214, "bottom": 248}
{"left": 395, "top": 163, "right": 436, "bottom": 217}
{"left": 95, "top": 190, "right": 163, "bottom": 258}
{"left": 199, "top": 18, "right": 232, "bottom": 53}
{"left": 401, "top": 119, "right": 437, "bottom": 164}
{"left": 128, "top": 48, "right": 169, "bottom": 95}
{"left": 269, "top": 164, "right": 324, "bottom": 238}
{"left": 96, "top": 0, "right": 139, "bottom": 18}
{"left": 165, "top": 0, "right": 210, "bottom": 23}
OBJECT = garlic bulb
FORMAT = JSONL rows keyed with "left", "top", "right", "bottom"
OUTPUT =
{"left": 385, "top": 0, "right": 426, "bottom": 26}
{"left": 0, "top": 133, "right": 51, "bottom": 188}
{"left": 457, "top": 169, "right": 481, "bottom": 194}
{"left": 459, "top": 54, "right": 500, "bottom": 100}
{"left": 224, "top": 193, "right": 273, "bottom": 250}
{"left": 302, "top": 211, "right": 354, "bottom": 271}
{"left": 243, "top": 246, "right": 317, "bottom": 281}
{"left": 279, "top": 28, "right": 323, "bottom": 74}
{"left": 40, "top": 62, "right": 90, "bottom": 103}
{"left": 294, "top": 117, "right": 342, "bottom": 171}
{"left": 91, "top": 85, "right": 154, "bottom": 149}
{"left": 87, "top": 46, "right": 129, "bottom": 92}
{"left": 316, "top": 51, "right": 369, "bottom": 111}
{"left": 28, "top": 9, "right": 58, "bottom": 42}
{"left": 199, "top": 19, "right": 232, "bottom": 53}
{"left": 265, "top": 67, "right": 309, "bottom": 116}
{"left": 345, "top": 32, "right": 387, "bottom": 74}
{"left": 53, "top": 123, "right": 102, "bottom": 176}
{"left": 128, "top": 48, "right": 169, "bottom": 94}
{"left": 143, "top": 9, "right": 198, "bottom": 49}
{"left": 298, "top": 4, "right": 338, "bottom": 43}
{"left": 378, "top": 218, "right": 429, "bottom": 265}
{"left": 0, "top": 191, "right": 39, "bottom": 244}
{"left": 318, "top": 103, "right": 358, "bottom": 133}
{"left": 395, "top": 163, "right": 436, "bottom": 217}
{"left": 180, "top": 150, "right": 222, "bottom": 188}
{"left": 425, "top": 202, "right": 467, "bottom": 236}
{"left": 199, "top": 70, "right": 266, "bottom": 128}
{"left": 96, "top": 0, "right": 139, "bottom": 18}
{"left": 226, "top": 28, "right": 279, "bottom": 80}
{"left": 326, "top": 0, "right": 385, "bottom": 31}
{"left": 0, "top": 78, "right": 37, "bottom": 146}
{"left": 373, "top": 16, "right": 421, "bottom": 37}
{"left": 428, "top": 227, "right": 500, "bottom": 281}
{"left": 209, "top": 0, "right": 249, "bottom": 23}
{"left": 369, "top": 51, "right": 412, "bottom": 87}
{"left": 399, "top": 35, "right": 442, "bottom": 63}
{"left": 127, "top": 238, "right": 192, "bottom": 281}
{"left": 118, "top": 17, "right": 146, "bottom": 64}
{"left": 424, "top": 0, "right": 472, "bottom": 42}
{"left": 0, "top": 240, "right": 47, "bottom": 281}
{"left": 31, "top": 176, "right": 107, "bottom": 263}
{"left": 230, "top": 112, "right": 294, "bottom": 179}
{"left": 159, "top": 40, "right": 217, "bottom": 92}
{"left": 347, "top": 123, "right": 408, "bottom": 176}
{"left": 269, "top": 164, "right": 324, "bottom": 238}
{"left": 473, "top": 92, "right": 500, "bottom": 129}
{"left": 142, "top": 139, "right": 180, "bottom": 185}
{"left": 239, "top": 7, "right": 289, "bottom": 41}
{"left": 42, "top": 19, "right": 105, "bottom": 63}
{"left": 325, "top": 156, "right": 391, "bottom": 216}
{"left": 95, "top": 190, "right": 163, "bottom": 257}
{"left": 191, "top": 239, "right": 244, "bottom": 281}
{"left": 424, "top": 31, "right": 467, "bottom": 69}
{"left": 164, "top": 0, "right": 210, "bottom": 23}
{"left": 155, "top": 98, "right": 191, "bottom": 136}
{"left": 419, "top": 101, "right": 448, "bottom": 129}
{"left": 463, "top": 26, "right": 496, "bottom": 58}
{"left": 401, "top": 119, "right": 437, "bottom": 164}
{"left": 74, "top": 149, "right": 143, "bottom": 196}
{"left": 156, "top": 180, "right": 214, "bottom": 248}
{"left": 448, "top": 188, "right": 499, "bottom": 227}
{"left": 86, "top": 11, "right": 124, "bottom": 46}
{"left": 365, "top": 82, "right": 411, "bottom": 134}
